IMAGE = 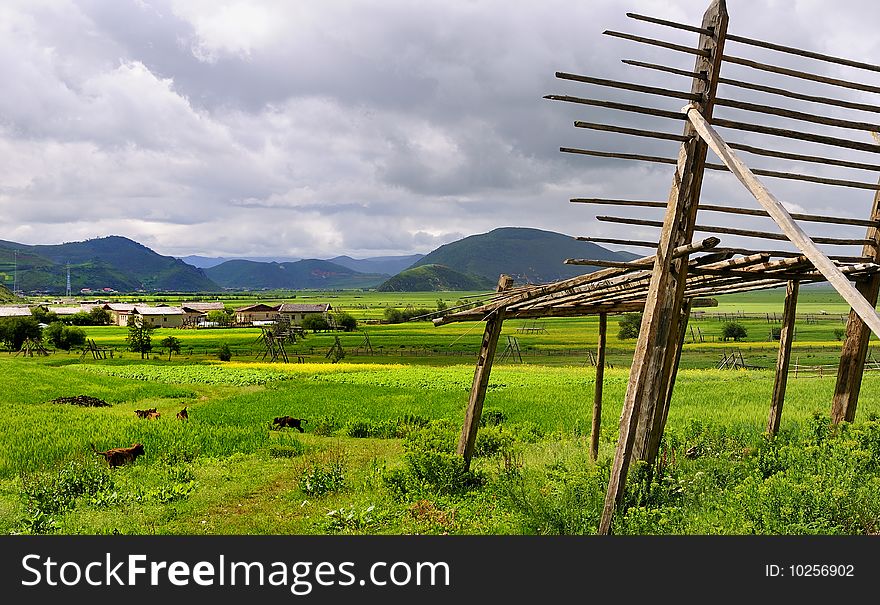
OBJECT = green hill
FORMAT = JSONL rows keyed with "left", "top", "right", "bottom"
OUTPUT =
{"left": 377, "top": 264, "right": 493, "bottom": 292}
{"left": 408, "top": 227, "right": 640, "bottom": 284}
{"left": 205, "top": 259, "right": 388, "bottom": 290}
{"left": 0, "top": 236, "right": 218, "bottom": 293}
{"left": 0, "top": 284, "right": 19, "bottom": 303}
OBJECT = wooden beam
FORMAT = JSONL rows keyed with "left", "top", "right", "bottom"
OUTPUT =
{"left": 562, "top": 147, "right": 880, "bottom": 190}
{"left": 626, "top": 12, "right": 715, "bottom": 36}
{"left": 573, "top": 121, "right": 689, "bottom": 143}
{"left": 591, "top": 313, "right": 607, "bottom": 462}
{"left": 596, "top": 215, "right": 872, "bottom": 246}
{"left": 726, "top": 33, "right": 880, "bottom": 74}
{"left": 723, "top": 54, "right": 880, "bottom": 95}
{"left": 603, "top": 30, "right": 711, "bottom": 57}
{"left": 715, "top": 97, "right": 880, "bottom": 134}
{"left": 556, "top": 72, "right": 701, "bottom": 101}
{"left": 768, "top": 280, "right": 799, "bottom": 436}
{"left": 686, "top": 106, "right": 880, "bottom": 339}
{"left": 713, "top": 117, "right": 880, "bottom": 155}
{"left": 543, "top": 95, "right": 686, "bottom": 121}
{"left": 832, "top": 132, "right": 880, "bottom": 424}
{"left": 599, "top": 0, "right": 728, "bottom": 536}
{"left": 456, "top": 309, "right": 505, "bottom": 469}
{"left": 571, "top": 198, "right": 880, "bottom": 228}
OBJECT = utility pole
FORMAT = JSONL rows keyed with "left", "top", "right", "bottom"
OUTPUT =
{"left": 12, "top": 250, "right": 17, "bottom": 294}
{"left": 66, "top": 262, "right": 71, "bottom": 297}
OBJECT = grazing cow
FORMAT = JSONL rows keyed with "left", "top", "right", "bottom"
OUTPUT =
{"left": 272, "top": 416, "right": 307, "bottom": 433}
{"left": 134, "top": 408, "right": 158, "bottom": 419}
{"left": 177, "top": 406, "right": 189, "bottom": 421}
{"left": 92, "top": 443, "right": 145, "bottom": 468}
{"left": 145, "top": 411, "right": 161, "bottom": 420}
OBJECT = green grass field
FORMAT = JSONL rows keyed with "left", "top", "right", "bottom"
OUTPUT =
{"left": 4, "top": 286, "right": 880, "bottom": 536}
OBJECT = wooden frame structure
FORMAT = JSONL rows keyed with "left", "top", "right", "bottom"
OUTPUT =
{"left": 435, "top": 0, "right": 880, "bottom": 534}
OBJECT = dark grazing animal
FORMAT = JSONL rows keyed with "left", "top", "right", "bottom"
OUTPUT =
{"left": 145, "top": 411, "right": 161, "bottom": 420}
{"left": 92, "top": 443, "right": 145, "bottom": 468}
{"left": 176, "top": 407, "right": 189, "bottom": 421}
{"left": 272, "top": 416, "right": 307, "bottom": 433}
{"left": 134, "top": 408, "right": 158, "bottom": 419}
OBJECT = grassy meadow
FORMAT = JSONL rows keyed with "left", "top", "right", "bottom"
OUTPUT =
{"left": 3, "top": 285, "right": 880, "bottom": 535}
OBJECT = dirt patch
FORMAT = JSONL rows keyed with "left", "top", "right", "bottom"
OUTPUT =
{"left": 51, "top": 395, "right": 111, "bottom": 407}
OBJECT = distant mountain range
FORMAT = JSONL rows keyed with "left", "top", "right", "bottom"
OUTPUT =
{"left": 402, "top": 227, "right": 639, "bottom": 285}
{"left": 0, "top": 236, "right": 216, "bottom": 293}
{"left": 204, "top": 259, "right": 388, "bottom": 290}
{"left": 0, "top": 228, "right": 638, "bottom": 294}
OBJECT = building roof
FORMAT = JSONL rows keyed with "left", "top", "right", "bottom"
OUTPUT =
{"left": 277, "top": 303, "right": 332, "bottom": 313}
{"left": 234, "top": 304, "right": 278, "bottom": 313}
{"left": 49, "top": 306, "right": 90, "bottom": 315}
{"left": 132, "top": 306, "right": 185, "bottom": 316}
{"left": 103, "top": 303, "right": 136, "bottom": 312}
{"left": 180, "top": 302, "right": 226, "bottom": 311}
{"left": 0, "top": 306, "right": 33, "bottom": 317}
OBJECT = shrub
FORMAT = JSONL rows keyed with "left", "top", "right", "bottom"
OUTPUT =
{"left": 834, "top": 328, "right": 846, "bottom": 341}
{"left": 217, "top": 343, "right": 232, "bottom": 361}
{"left": 0, "top": 317, "right": 42, "bottom": 351}
{"left": 333, "top": 312, "right": 358, "bottom": 332}
{"left": 300, "top": 457, "right": 346, "bottom": 497}
{"left": 770, "top": 327, "right": 782, "bottom": 341}
{"left": 617, "top": 313, "right": 642, "bottom": 340}
{"left": 302, "top": 314, "right": 330, "bottom": 332}
{"left": 722, "top": 322, "right": 748, "bottom": 341}
{"left": 384, "top": 308, "right": 404, "bottom": 324}
{"left": 160, "top": 336, "right": 182, "bottom": 360}
{"left": 44, "top": 322, "right": 87, "bottom": 350}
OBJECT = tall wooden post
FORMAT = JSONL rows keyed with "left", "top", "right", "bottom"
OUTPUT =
{"left": 832, "top": 145, "right": 880, "bottom": 424}
{"left": 645, "top": 299, "right": 693, "bottom": 462}
{"left": 598, "top": 0, "right": 728, "bottom": 535}
{"left": 591, "top": 313, "right": 607, "bottom": 461}
{"left": 768, "top": 280, "right": 799, "bottom": 436}
{"left": 457, "top": 309, "right": 505, "bottom": 470}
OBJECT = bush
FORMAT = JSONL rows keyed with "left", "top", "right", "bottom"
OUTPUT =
{"left": 770, "top": 327, "right": 782, "bottom": 341}
{"left": 0, "top": 317, "right": 42, "bottom": 351}
{"left": 88, "top": 307, "right": 111, "bottom": 326}
{"left": 722, "top": 322, "right": 748, "bottom": 341}
{"left": 384, "top": 308, "right": 404, "bottom": 324}
{"left": 617, "top": 313, "right": 642, "bottom": 340}
{"left": 206, "top": 310, "right": 232, "bottom": 326}
{"left": 302, "top": 314, "right": 330, "bottom": 332}
{"left": 300, "top": 457, "right": 346, "bottom": 497}
{"left": 334, "top": 312, "right": 358, "bottom": 332}
{"left": 834, "top": 328, "right": 846, "bottom": 341}
{"left": 217, "top": 343, "right": 232, "bottom": 361}
{"left": 44, "top": 322, "right": 87, "bottom": 350}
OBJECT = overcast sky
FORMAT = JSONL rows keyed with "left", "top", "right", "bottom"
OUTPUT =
{"left": 2, "top": 0, "right": 880, "bottom": 260}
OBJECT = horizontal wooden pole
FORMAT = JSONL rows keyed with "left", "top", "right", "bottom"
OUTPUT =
{"left": 713, "top": 117, "right": 880, "bottom": 155}
{"left": 603, "top": 30, "right": 711, "bottom": 57}
{"left": 723, "top": 54, "right": 880, "bottom": 96}
{"left": 621, "top": 59, "right": 706, "bottom": 80}
{"left": 715, "top": 97, "right": 880, "bottom": 134}
{"left": 564, "top": 258, "right": 649, "bottom": 268}
{"left": 561, "top": 147, "right": 880, "bottom": 190}
{"left": 623, "top": 58, "right": 880, "bottom": 116}
{"left": 570, "top": 198, "right": 880, "bottom": 228}
{"left": 726, "top": 33, "right": 880, "bottom": 75}
{"left": 726, "top": 141, "right": 880, "bottom": 173}
{"left": 544, "top": 94, "right": 686, "bottom": 121}
{"left": 556, "top": 72, "right": 701, "bottom": 101}
{"left": 576, "top": 236, "right": 661, "bottom": 248}
{"left": 595, "top": 215, "right": 872, "bottom": 246}
{"left": 687, "top": 105, "right": 880, "bottom": 340}
{"left": 573, "top": 121, "right": 689, "bottom": 143}
{"left": 625, "top": 12, "right": 715, "bottom": 37}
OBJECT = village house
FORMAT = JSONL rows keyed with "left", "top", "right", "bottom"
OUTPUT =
{"left": 0, "top": 306, "right": 35, "bottom": 318}
{"left": 234, "top": 303, "right": 279, "bottom": 325}
{"left": 276, "top": 303, "right": 332, "bottom": 325}
{"left": 103, "top": 303, "right": 137, "bottom": 326}
{"left": 180, "top": 302, "right": 226, "bottom": 312}
{"left": 129, "top": 305, "right": 186, "bottom": 328}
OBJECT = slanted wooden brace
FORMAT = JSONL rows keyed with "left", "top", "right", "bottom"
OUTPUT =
{"left": 598, "top": 0, "right": 729, "bottom": 535}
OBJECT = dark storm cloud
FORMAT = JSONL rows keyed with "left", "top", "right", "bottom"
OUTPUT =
{"left": 1, "top": 0, "right": 879, "bottom": 258}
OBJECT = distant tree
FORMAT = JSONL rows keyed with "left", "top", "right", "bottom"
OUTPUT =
{"left": 88, "top": 307, "right": 111, "bottom": 325}
{"left": 617, "top": 313, "right": 643, "bottom": 340}
{"left": 217, "top": 343, "right": 232, "bottom": 362}
{"left": 126, "top": 315, "right": 154, "bottom": 359}
{"left": 384, "top": 308, "right": 404, "bottom": 324}
{"left": 833, "top": 328, "right": 846, "bottom": 341}
{"left": 0, "top": 317, "right": 42, "bottom": 351}
{"left": 436, "top": 299, "right": 448, "bottom": 311}
{"left": 722, "top": 322, "right": 748, "bottom": 342}
{"left": 30, "top": 307, "right": 58, "bottom": 324}
{"left": 302, "top": 314, "right": 330, "bottom": 332}
{"left": 67, "top": 311, "right": 93, "bottom": 326}
{"left": 44, "top": 322, "right": 86, "bottom": 350}
{"left": 333, "top": 311, "right": 358, "bottom": 332}
{"left": 402, "top": 307, "right": 433, "bottom": 322}
{"left": 161, "top": 335, "right": 182, "bottom": 360}
{"left": 206, "top": 310, "right": 231, "bottom": 326}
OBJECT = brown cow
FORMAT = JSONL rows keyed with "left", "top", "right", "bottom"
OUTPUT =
{"left": 134, "top": 408, "right": 158, "bottom": 419}
{"left": 92, "top": 443, "right": 145, "bottom": 468}
{"left": 272, "top": 416, "right": 307, "bottom": 433}
{"left": 176, "top": 407, "right": 189, "bottom": 421}
{"left": 145, "top": 411, "right": 161, "bottom": 420}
